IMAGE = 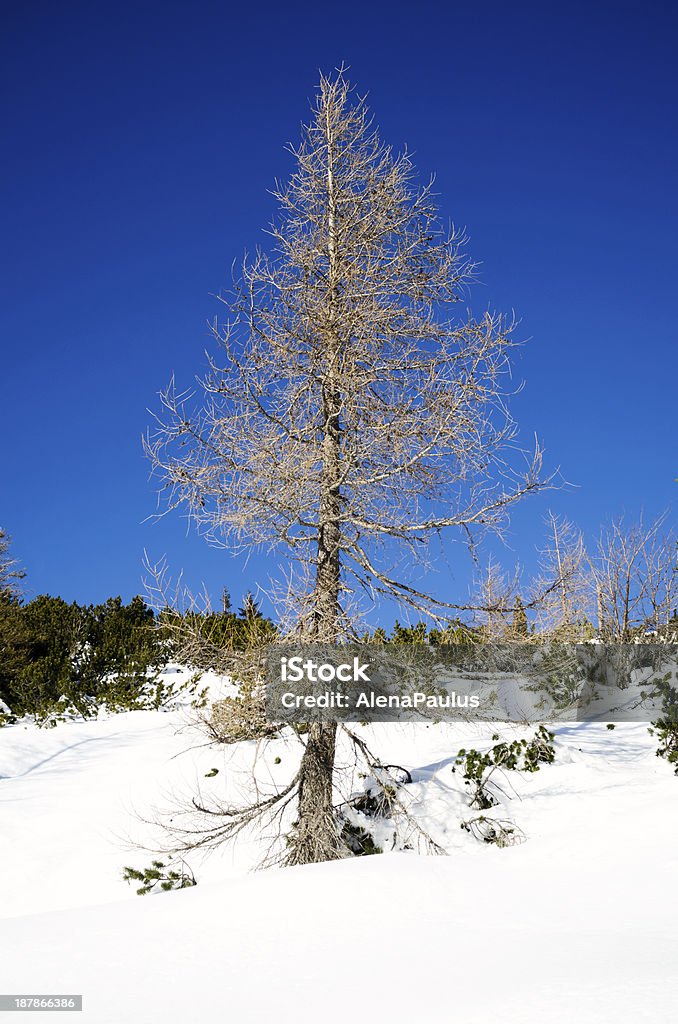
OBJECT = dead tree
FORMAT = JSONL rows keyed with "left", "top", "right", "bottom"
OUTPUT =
{"left": 146, "top": 70, "right": 546, "bottom": 864}
{"left": 532, "top": 512, "right": 592, "bottom": 639}
{"left": 0, "top": 528, "right": 25, "bottom": 599}
{"left": 591, "top": 512, "right": 677, "bottom": 639}
{"left": 471, "top": 557, "right": 518, "bottom": 640}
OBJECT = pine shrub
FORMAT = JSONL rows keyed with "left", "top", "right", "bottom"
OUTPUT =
{"left": 122, "top": 859, "right": 196, "bottom": 895}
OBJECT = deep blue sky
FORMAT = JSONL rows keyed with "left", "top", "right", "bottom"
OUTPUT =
{"left": 1, "top": 0, "right": 676, "bottom": 616}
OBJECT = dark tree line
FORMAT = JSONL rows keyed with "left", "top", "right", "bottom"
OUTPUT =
{"left": 0, "top": 593, "right": 165, "bottom": 720}
{"left": 0, "top": 530, "right": 275, "bottom": 722}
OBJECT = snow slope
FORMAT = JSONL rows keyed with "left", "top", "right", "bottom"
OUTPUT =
{"left": 2, "top": 851, "right": 677, "bottom": 1024}
{"left": 1, "top": 677, "right": 677, "bottom": 1022}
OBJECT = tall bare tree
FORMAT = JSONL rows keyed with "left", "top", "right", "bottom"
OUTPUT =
{"left": 0, "top": 528, "right": 24, "bottom": 599}
{"left": 591, "top": 512, "right": 677, "bottom": 639}
{"left": 471, "top": 557, "right": 517, "bottom": 639}
{"left": 146, "top": 71, "right": 545, "bottom": 864}
{"left": 533, "top": 512, "right": 592, "bottom": 639}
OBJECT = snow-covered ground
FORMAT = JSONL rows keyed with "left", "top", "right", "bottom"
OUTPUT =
{"left": 1, "top": 668, "right": 677, "bottom": 1022}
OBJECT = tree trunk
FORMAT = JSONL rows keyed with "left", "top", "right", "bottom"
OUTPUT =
{"left": 622, "top": 573, "right": 631, "bottom": 640}
{"left": 596, "top": 584, "right": 605, "bottom": 638}
{"left": 289, "top": 93, "right": 345, "bottom": 865}
{"left": 289, "top": 722, "right": 341, "bottom": 864}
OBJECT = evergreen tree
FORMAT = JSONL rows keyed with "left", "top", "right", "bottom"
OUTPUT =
{"left": 238, "top": 592, "right": 262, "bottom": 621}
{"left": 0, "top": 592, "right": 31, "bottom": 715}
{"left": 512, "top": 597, "right": 528, "bottom": 638}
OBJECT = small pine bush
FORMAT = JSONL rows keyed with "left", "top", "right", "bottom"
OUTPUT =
{"left": 122, "top": 859, "right": 196, "bottom": 895}
{"left": 339, "top": 818, "right": 383, "bottom": 856}
{"left": 460, "top": 815, "right": 526, "bottom": 847}
{"left": 649, "top": 672, "right": 678, "bottom": 773}
{"left": 452, "top": 726, "right": 556, "bottom": 808}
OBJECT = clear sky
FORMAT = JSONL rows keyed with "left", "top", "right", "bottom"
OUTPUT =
{"left": 1, "top": 0, "right": 676, "bottom": 615}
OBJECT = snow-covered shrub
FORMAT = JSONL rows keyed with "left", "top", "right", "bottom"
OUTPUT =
{"left": 649, "top": 671, "right": 678, "bottom": 773}
{"left": 452, "top": 727, "right": 556, "bottom": 809}
{"left": 460, "top": 815, "right": 526, "bottom": 847}
{"left": 523, "top": 645, "right": 588, "bottom": 712}
{"left": 351, "top": 766, "right": 412, "bottom": 818}
{"left": 334, "top": 761, "right": 443, "bottom": 857}
{"left": 122, "top": 859, "right": 196, "bottom": 895}
{"left": 334, "top": 766, "right": 411, "bottom": 855}
{"left": 0, "top": 696, "right": 13, "bottom": 727}
{"left": 339, "top": 818, "right": 383, "bottom": 856}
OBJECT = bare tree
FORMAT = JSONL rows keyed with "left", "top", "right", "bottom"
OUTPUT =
{"left": 532, "top": 512, "right": 592, "bottom": 639}
{"left": 0, "top": 528, "right": 24, "bottom": 599}
{"left": 591, "top": 511, "right": 677, "bottom": 639}
{"left": 146, "top": 71, "right": 546, "bottom": 864}
{"left": 471, "top": 557, "right": 518, "bottom": 639}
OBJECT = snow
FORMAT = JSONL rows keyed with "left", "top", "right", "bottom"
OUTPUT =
{"left": 1, "top": 670, "right": 677, "bottom": 1022}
